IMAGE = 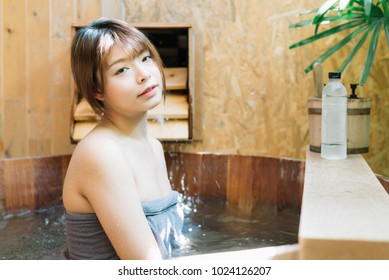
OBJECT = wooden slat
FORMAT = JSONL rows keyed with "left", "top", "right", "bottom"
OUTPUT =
{"left": 27, "top": 0, "right": 51, "bottom": 154}
{"left": 0, "top": 0, "right": 3, "bottom": 156}
{"left": 0, "top": 155, "right": 71, "bottom": 214}
{"left": 72, "top": 119, "right": 189, "bottom": 142}
{"left": 227, "top": 155, "right": 253, "bottom": 212}
{"left": 50, "top": 0, "right": 75, "bottom": 154}
{"left": 74, "top": 91, "right": 189, "bottom": 121}
{"left": 165, "top": 152, "right": 203, "bottom": 197}
{"left": 72, "top": 121, "right": 96, "bottom": 142}
{"left": 148, "top": 93, "right": 189, "bottom": 119}
{"left": 74, "top": 98, "right": 99, "bottom": 121}
{"left": 3, "top": 0, "right": 26, "bottom": 100}
{"left": 3, "top": 0, "right": 27, "bottom": 157}
{"left": 148, "top": 119, "right": 189, "bottom": 140}
{"left": 0, "top": 156, "right": 5, "bottom": 215}
{"left": 101, "top": 0, "right": 124, "bottom": 19}
{"left": 164, "top": 67, "right": 187, "bottom": 90}
{"left": 75, "top": 0, "right": 101, "bottom": 23}
{"left": 4, "top": 157, "right": 36, "bottom": 211}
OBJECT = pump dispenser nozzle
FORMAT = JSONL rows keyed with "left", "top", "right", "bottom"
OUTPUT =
{"left": 349, "top": 84, "right": 359, "bottom": 99}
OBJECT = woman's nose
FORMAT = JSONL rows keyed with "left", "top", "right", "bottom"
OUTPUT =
{"left": 136, "top": 66, "right": 151, "bottom": 84}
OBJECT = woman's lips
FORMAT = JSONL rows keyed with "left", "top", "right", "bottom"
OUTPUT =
{"left": 138, "top": 85, "right": 158, "bottom": 98}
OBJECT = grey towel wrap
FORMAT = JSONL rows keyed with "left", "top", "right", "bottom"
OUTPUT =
{"left": 64, "top": 190, "right": 184, "bottom": 259}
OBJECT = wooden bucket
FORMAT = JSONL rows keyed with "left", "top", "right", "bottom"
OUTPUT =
{"left": 308, "top": 97, "right": 371, "bottom": 154}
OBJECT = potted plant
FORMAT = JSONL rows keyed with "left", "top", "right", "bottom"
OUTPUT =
{"left": 289, "top": 0, "right": 389, "bottom": 154}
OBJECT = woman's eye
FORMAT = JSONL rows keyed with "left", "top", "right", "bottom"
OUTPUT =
{"left": 115, "top": 67, "right": 128, "bottom": 75}
{"left": 142, "top": 55, "right": 152, "bottom": 62}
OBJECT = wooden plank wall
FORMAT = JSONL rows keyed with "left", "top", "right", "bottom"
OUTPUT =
{"left": 0, "top": 0, "right": 388, "bottom": 178}
{"left": 0, "top": 0, "right": 101, "bottom": 158}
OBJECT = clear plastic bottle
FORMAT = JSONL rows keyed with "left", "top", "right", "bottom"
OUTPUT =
{"left": 321, "top": 72, "right": 347, "bottom": 160}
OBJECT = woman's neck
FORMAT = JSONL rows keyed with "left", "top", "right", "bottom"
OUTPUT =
{"left": 98, "top": 111, "right": 149, "bottom": 140}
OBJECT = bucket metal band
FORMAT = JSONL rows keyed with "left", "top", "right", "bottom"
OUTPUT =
{"left": 308, "top": 108, "right": 321, "bottom": 115}
{"left": 308, "top": 108, "right": 370, "bottom": 115}
{"left": 347, "top": 108, "right": 371, "bottom": 115}
{"left": 309, "top": 145, "right": 369, "bottom": 154}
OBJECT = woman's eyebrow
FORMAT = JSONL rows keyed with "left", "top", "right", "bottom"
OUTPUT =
{"left": 107, "top": 57, "right": 128, "bottom": 69}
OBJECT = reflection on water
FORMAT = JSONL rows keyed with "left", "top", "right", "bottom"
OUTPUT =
{"left": 174, "top": 196, "right": 299, "bottom": 257}
{"left": 0, "top": 197, "right": 299, "bottom": 259}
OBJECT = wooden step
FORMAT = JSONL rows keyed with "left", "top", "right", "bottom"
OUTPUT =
{"left": 72, "top": 118, "right": 189, "bottom": 142}
{"left": 74, "top": 98, "right": 99, "bottom": 121}
{"left": 164, "top": 67, "right": 187, "bottom": 90}
{"left": 148, "top": 93, "right": 188, "bottom": 119}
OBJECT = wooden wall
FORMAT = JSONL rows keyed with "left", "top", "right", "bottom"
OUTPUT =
{"left": 0, "top": 0, "right": 388, "bottom": 177}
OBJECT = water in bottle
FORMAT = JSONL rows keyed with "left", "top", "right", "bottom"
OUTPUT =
{"left": 321, "top": 72, "right": 347, "bottom": 160}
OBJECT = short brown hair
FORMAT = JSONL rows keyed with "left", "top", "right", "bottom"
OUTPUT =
{"left": 71, "top": 18, "right": 165, "bottom": 117}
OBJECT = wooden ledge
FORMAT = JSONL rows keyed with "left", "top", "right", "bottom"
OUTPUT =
{"left": 299, "top": 148, "right": 389, "bottom": 259}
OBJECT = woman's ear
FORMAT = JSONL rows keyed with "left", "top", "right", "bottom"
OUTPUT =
{"left": 95, "top": 91, "right": 104, "bottom": 101}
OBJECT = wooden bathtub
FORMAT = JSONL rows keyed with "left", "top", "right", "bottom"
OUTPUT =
{"left": 0, "top": 152, "right": 306, "bottom": 216}
{"left": 1, "top": 152, "right": 389, "bottom": 260}
{"left": 1, "top": 151, "right": 388, "bottom": 216}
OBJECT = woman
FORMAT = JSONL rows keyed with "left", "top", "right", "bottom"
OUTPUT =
{"left": 63, "top": 18, "right": 185, "bottom": 260}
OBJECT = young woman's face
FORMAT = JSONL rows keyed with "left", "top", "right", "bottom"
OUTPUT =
{"left": 97, "top": 44, "right": 163, "bottom": 117}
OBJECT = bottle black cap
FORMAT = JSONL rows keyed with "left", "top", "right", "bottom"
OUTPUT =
{"left": 328, "top": 72, "right": 341, "bottom": 79}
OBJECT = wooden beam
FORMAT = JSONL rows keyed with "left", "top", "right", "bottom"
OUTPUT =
{"left": 299, "top": 148, "right": 389, "bottom": 259}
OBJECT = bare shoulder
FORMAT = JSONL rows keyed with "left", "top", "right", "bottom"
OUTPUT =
{"left": 70, "top": 135, "right": 125, "bottom": 172}
{"left": 64, "top": 134, "right": 132, "bottom": 196}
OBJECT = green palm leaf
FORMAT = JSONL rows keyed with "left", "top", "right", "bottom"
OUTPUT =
{"left": 303, "top": 23, "right": 369, "bottom": 73}
{"left": 312, "top": 0, "right": 339, "bottom": 25}
{"left": 381, "top": 0, "right": 389, "bottom": 47}
{"left": 360, "top": 19, "right": 383, "bottom": 85}
{"left": 339, "top": 24, "right": 374, "bottom": 72}
{"left": 290, "top": 19, "right": 365, "bottom": 49}
{"left": 289, "top": 0, "right": 388, "bottom": 84}
{"left": 384, "top": 19, "right": 389, "bottom": 47}
{"left": 382, "top": 0, "right": 389, "bottom": 16}
{"left": 364, "top": 0, "right": 372, "bottom": 18}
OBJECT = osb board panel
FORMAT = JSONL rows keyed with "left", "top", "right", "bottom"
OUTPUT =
{"left": 0, "top": 0, "right": 388, "bottom": 179}
{"left": 133, "top": 0, "right": 387, "bottom": 178}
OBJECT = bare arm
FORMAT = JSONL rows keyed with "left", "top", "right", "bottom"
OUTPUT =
{"left": 71, "top": 138, "right": 162, "bottom": 260}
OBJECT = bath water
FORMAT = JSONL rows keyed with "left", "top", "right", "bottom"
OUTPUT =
{"left": 0, "top": 198, "right": 299, "bottom": 259}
